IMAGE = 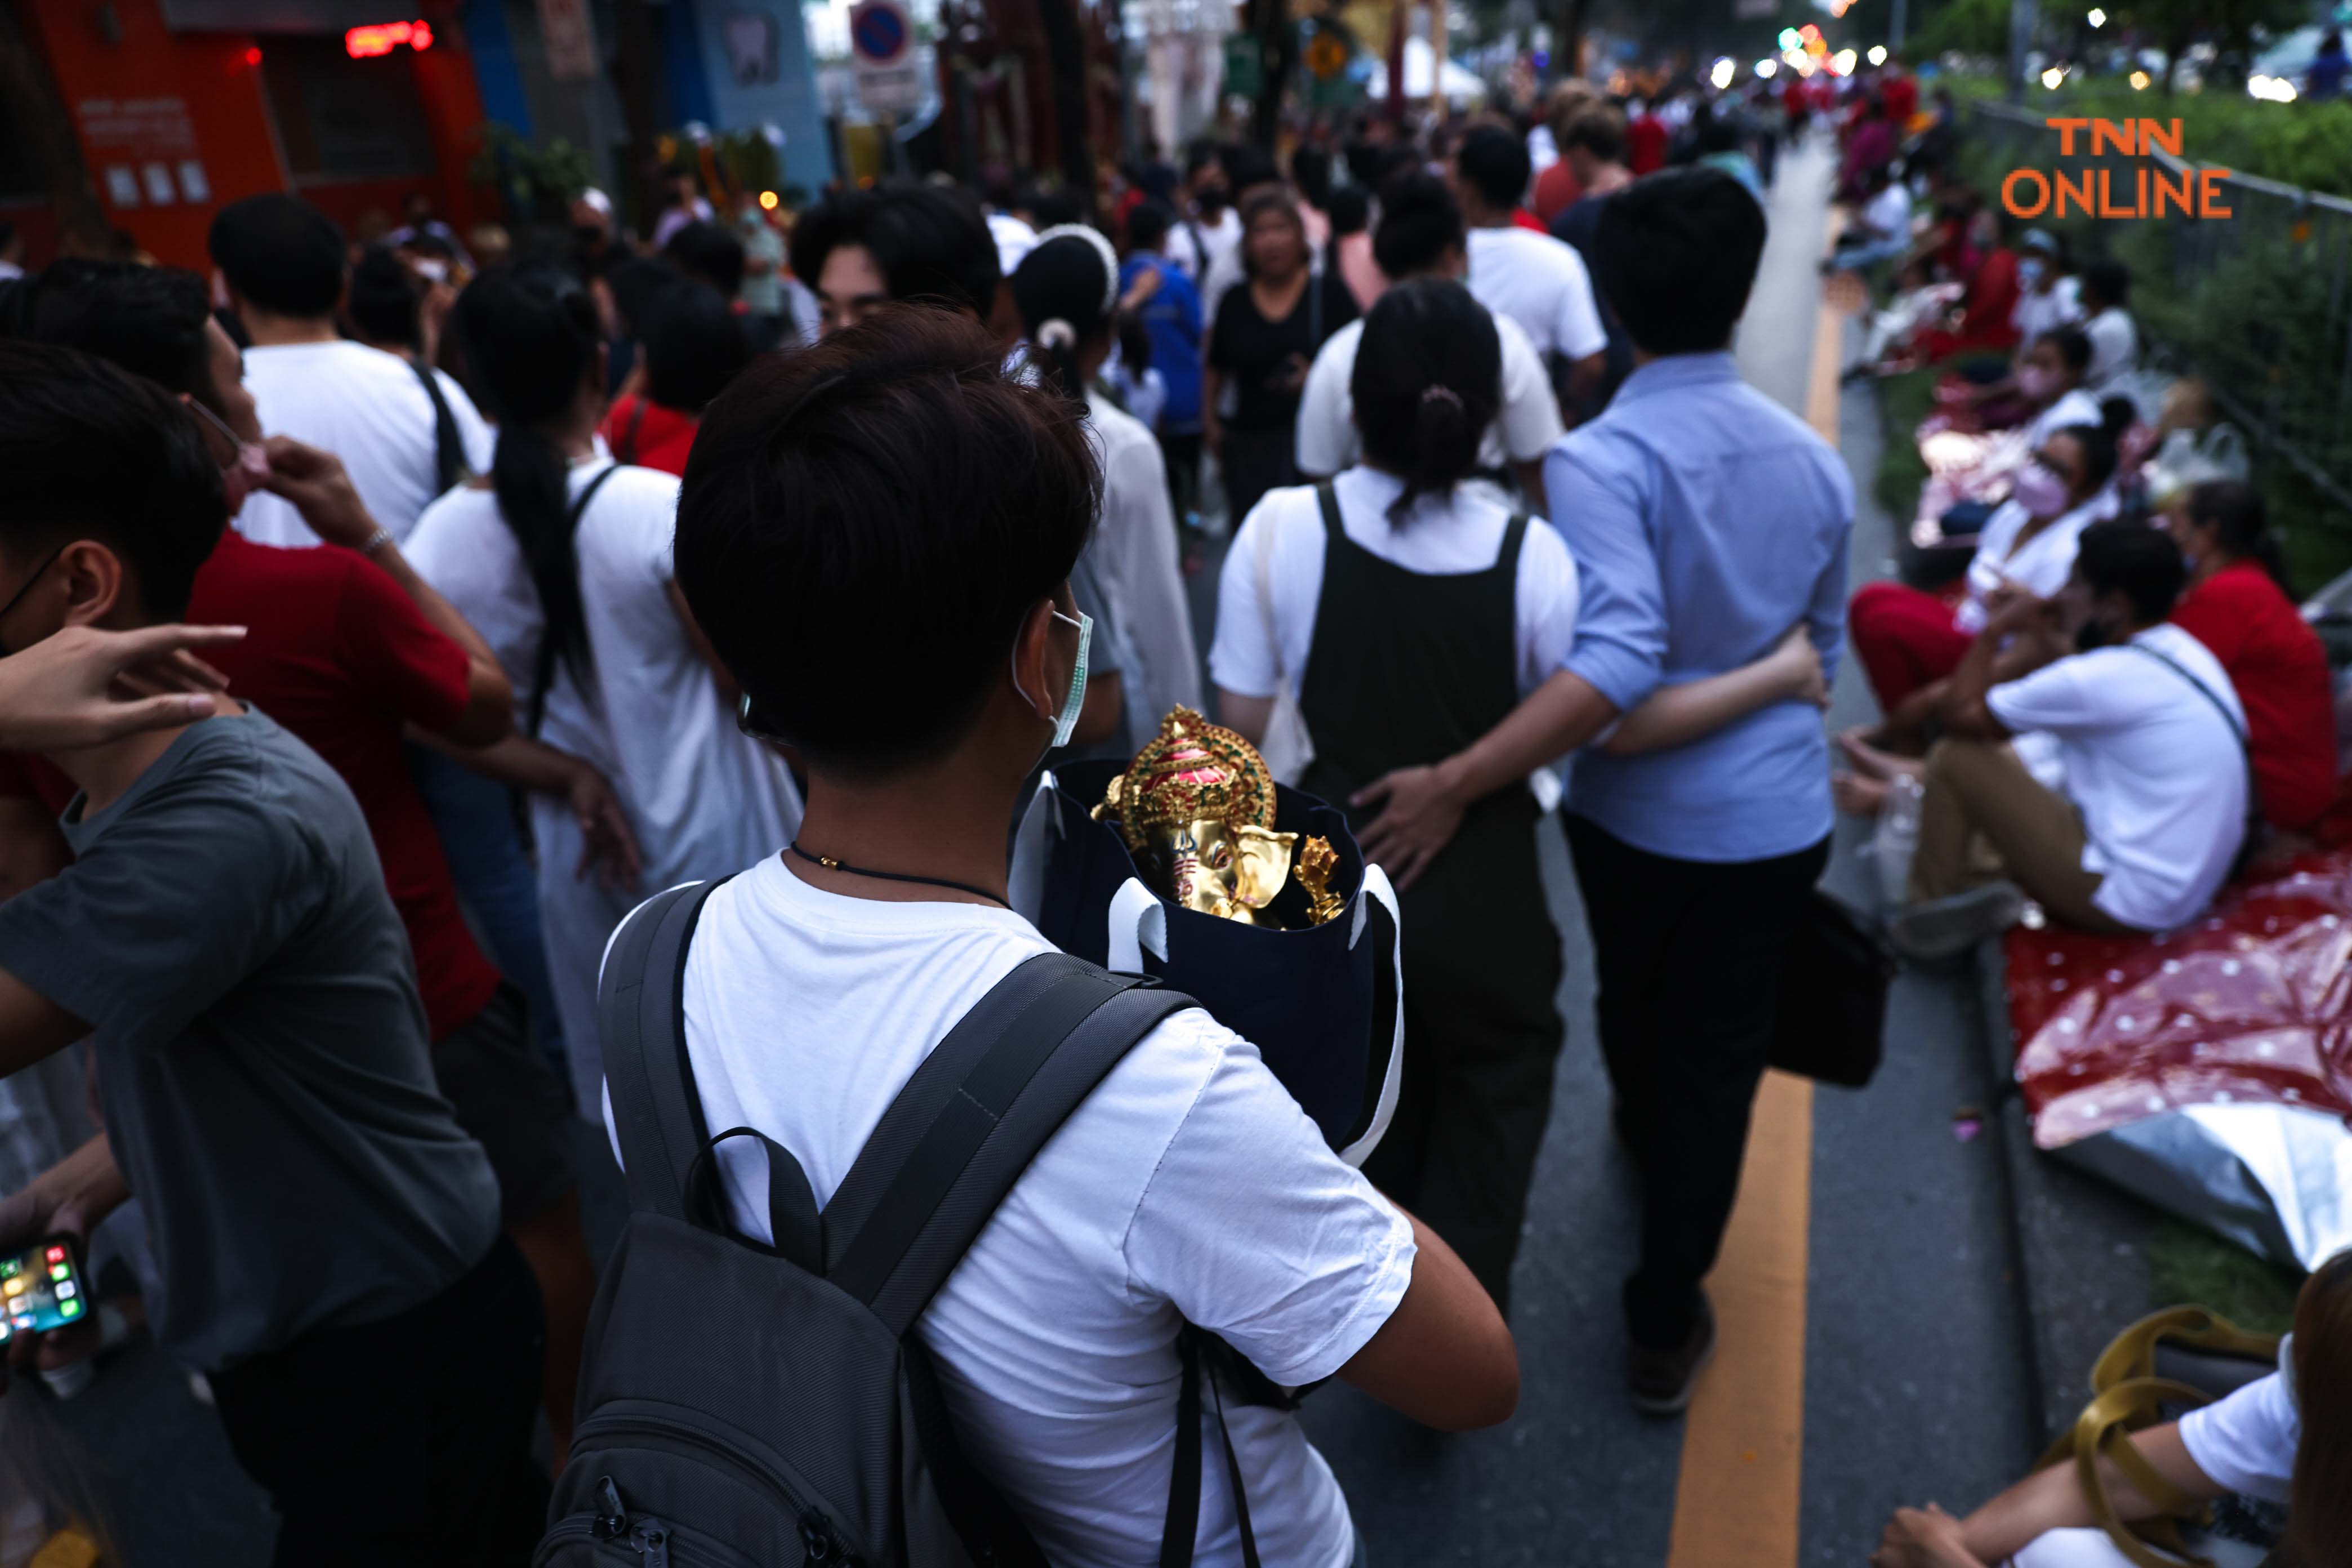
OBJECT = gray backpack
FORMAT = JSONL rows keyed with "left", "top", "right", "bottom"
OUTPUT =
{"left": 542, "top": 879, "right": 1261, "bottom": 1567}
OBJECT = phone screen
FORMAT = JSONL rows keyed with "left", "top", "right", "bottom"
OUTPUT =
{"left": 0, "top": 1238, "right": 85, "bottom": 1339}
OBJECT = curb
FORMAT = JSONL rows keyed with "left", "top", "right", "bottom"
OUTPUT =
{"left": 1973, "top": 934, "right": 2161, "bottom": 1445}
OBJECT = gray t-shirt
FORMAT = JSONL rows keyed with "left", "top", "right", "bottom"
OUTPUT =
{"left": 0, "top": 711, "right": 501, "bottom": 1371}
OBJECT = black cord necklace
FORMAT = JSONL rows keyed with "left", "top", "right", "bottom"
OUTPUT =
{"left": 786, "top": 843, "right": 1010, "bottom": 908}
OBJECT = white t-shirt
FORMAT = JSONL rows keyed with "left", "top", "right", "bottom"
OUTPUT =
{"left": 2012, "top": 274, "right": 2085, "bottom": 345}
{"left": 648, "top": 856, "right": 1415, "bottom": 1568}
{"left": 1955, "top": 495, "right": 2102, "bottom": 635}
{"left": 1862, "top": 182, "right": 1913, "bottom": 243}
{"left": 988, "top": 210, "right": 1038, "bottom": 278}
{"left": 2178, "top": 1370, "right": 2297, "bottom": 1505}
{"left": 1987, "top": 623, "right": 2249, "bottom": 932}
{"left": 1294, "top": 311, "right": 1565, "bottom": 478}
{"left": 1463, "top": 226, "right": 1609, "bottom": 365}
{"left": 1085, "top": 389, "right": 1202, "bottom": 734}
{"left": 2083, "top": 305, "right": 2139, "bottom": 390}
{"left": 237, "top": 340, "right": 493, "bottom": 547}
{"left": 1168, "top": 208, "right": 1242, "bottom": 287}
{"left": 1210, "top": 469, "right": 1580, "bottom": 704}
{"left": 408, "top": 464, "right": 804, "bottom": 1103}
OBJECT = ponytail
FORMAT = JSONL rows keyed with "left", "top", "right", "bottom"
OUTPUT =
{"left": 2060, "top": 395, "right": 2139, "bottom": 495}
{"left": 1012, "top": 225, "right": 1119, "bottom": 410}
{"left": 1350, "top": 277, "right": 1501, "bottom": 523}
{"left": 452, "top": 268, "right": 604, "bottom": 711}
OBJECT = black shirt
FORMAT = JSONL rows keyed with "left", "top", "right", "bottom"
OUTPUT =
{"left": 1209, "top": 271, "right": 1358, "bottom": 435}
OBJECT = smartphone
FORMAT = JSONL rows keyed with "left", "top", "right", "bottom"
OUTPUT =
{"left": 0, "top": 1237, "right": 86, "bottom": 1341}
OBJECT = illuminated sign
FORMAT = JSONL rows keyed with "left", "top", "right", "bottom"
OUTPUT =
{"left": 344, "top": 19, "right": 433, "bottom": 58}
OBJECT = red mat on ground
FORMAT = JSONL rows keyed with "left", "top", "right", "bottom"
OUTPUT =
{"left": 2007, "top": 837, "right": 2352, "bottom": 1150}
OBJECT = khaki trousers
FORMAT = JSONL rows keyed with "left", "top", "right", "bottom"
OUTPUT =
{"left": 1908, "top": 738, "right": 2139, "bottom": 936}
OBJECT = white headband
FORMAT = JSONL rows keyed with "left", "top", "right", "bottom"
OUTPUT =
{"left": 1032, "top": 222, "right": 1121, "bottom": 319}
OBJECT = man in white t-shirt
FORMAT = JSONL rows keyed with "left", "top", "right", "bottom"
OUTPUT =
{"left": 654, "top": 309, "right": 1517, "bottom": 1567}
{"left": 1450, "top": 125, "right": 1609, "bottom": 415}
{"left": 1166, "top": 142, "right": 1244, "bottom": 297}
{"left": 1896, "top": 518, "right": 2248, "bottom": 959}
{"left": 1297, "top": 172, "right": 1565, "bottom": 510}
{"left": 208, "top": 194, "right": 492, "bottom": 549}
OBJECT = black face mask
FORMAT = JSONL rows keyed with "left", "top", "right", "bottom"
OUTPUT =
{"left": 574, "top": 224, "right": 608, "bottom": 251}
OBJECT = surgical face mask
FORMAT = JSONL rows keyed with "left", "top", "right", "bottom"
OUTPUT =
{"left": 2011, "top": 461, "right": 2072, "bottom": 519}
{"left": 2018, "top": 256, "right": 2047, "bottom": 286}
{"left": 2015, "top": 363, "right": 2059, "bottom": 402}
{"left": 1013, "top": 607, "right": 1092, "bottom": 750}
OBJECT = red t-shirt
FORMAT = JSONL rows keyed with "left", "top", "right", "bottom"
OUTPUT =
{"left": 2172, "top": 561, "right": 2341, "bottom": 831}
{"left": 1627, "top": 116, "right": 1669, "bottom": 176}
{"left": 1, "top": 533, "right": 505, "bottom": 1039}
{"left": 1882, "top": 73, "right": 1918, "bottom": 127}
{"left": 1531, "top": 161, "right": 1583, "bottom": 225}
{"left": 600, "top": 395, "right": 700, "bottom": 478}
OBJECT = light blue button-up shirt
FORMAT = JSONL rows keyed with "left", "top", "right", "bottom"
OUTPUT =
{"left": 1545, "top": 352, "right": 1854, "bottom": 863}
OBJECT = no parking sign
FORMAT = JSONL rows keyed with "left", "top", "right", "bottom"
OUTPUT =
{"left": 850, "top": 0, "right": 923, "bottom": 116}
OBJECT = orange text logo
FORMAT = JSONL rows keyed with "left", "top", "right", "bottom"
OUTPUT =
{"left": 2001, "top": 118, "right": 2233, "bottom": 221}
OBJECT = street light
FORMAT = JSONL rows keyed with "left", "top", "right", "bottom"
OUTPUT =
{"left": 1710, "top": 56, "right": 1737, "bottom": 88}
{"left": 2086, "top": 7, "right": 2105, "bottom": 24}
{"left": 2042, "top": 64, "right": 2066, "bottom": 88}
{"left": 1756, "top": 57, "right": 1778, "bottom": 76}
{"left": 2130, "top": 69, "right": 2150, "bottom": 88}
{"left": 1868, "top": 44, "right": 1887, "bottom": 65}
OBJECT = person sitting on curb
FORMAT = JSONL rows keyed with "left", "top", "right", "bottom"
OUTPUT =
{"left": 1873, "top": 1246, "right": 2351, "bottom": 1567}
{"left": 1890, "top": 518, "right": 2248, "bottom": 960}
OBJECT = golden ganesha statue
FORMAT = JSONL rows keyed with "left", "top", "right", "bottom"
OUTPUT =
{"left": 1093, "top": 707, "right": 1344, "bottom": 928}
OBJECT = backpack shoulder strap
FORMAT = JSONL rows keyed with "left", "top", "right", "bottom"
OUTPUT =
{"left": 597, "top": 878, "right": 725, "bottom": 1220}
{"left": 405, "top": 355, "right": 465, "bottom": 494}
{"left": 823, "top": 952, "right": 1192, "bottom": 1338}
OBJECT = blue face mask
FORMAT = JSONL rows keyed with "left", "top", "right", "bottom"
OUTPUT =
{"left": 1015, "top": 606, "right": 1092, "bottom": 749}
{"left": 2018, "top": 256, "right": 2047, "bottom": 287}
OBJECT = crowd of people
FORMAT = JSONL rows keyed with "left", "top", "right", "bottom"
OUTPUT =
{"left": 0, "top": 62, "right": 2339, "bottom": 1568}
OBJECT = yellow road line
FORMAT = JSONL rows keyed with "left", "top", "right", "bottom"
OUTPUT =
{"left": 1664, "top": 1070, "right": 1815, "bottom": 1567}
{"left": 1663, "top": 201, "right": 1852, "bottom": 1568}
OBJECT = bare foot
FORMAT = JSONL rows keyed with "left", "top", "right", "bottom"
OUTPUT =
{"left": 1838, "top": 728, "right": 1926, "bottom": 783}
{"left": 1832, "top": 771, "right": 1891, "bottom": 817}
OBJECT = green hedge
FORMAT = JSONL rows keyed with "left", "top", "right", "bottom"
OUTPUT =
{"left": 1936, "top": 87, "right": 2352, "bottom": 592}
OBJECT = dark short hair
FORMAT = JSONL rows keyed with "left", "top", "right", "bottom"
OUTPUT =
{"left": 675, "top": 306, "right": 1098, "bottom": 779}
{"left": 642, "top": 283, "right": 751, "bottom": 413}
{"left": 1592, "top": 166, "right": 1765, "bottom": 355}
{"left": 1291, "top": 145, "right": 1334, "bottom": 208}
{"left": 2082, "top": 258, "right": 2131, "bottom": 306}
{"left": 1563, "top": 107, "right": 1627, "bottom": 162}
{"left": 1125, "top": 199, "right": 1174, "bottom": 253}
{"left": 787, "top": 184, "right": 1001, "bottom": 320}
{"left": 663, "top": 219, "right": 747, "bottom": 297}
{"left": 2185, "top": 478, "right": 2287, "bottom": 584}
{"left": 19, "top": 260, "right": 215, "bottom": 404}
{"left": 1372, "top": 171, "right": 1465, "bottom": 280}
{"left": 1454, "top": 124, "right": 1532, "bottom": 211}
{"left": 1184, "top": 140, "right": 1228, "bottom": 181}
{"left": 208, "top": 193, "right": 346, "bottom": 318}
{"left": 1326, "top": 186, "right": 1370, "bottom": 238}
{"left": 347, "top": 244, "right": 422, "bottom": 349}
{"left": 2037, "top": 324, "right": 2092, "bottom": 374}
{"left": 2074, "top": 515, "right": 2185, "bottom": 625}
{"left": 0, "top": 341, "right": 225, "bottom": 620}
{"left": 607, "top": 256, "right": 683, "bottom": 339}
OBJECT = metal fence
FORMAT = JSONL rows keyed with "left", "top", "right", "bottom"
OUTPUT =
{"left": 1965, "top": 97, "right": 2352, "bottom": 516}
